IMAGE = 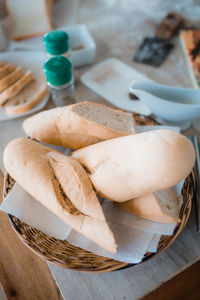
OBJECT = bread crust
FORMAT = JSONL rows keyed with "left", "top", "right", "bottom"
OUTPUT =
{"left": 0, "top": 71, "right": 33, "bottom": 105}
{"left": 116, "top": 189, "right": 180, "bottom": 224}
{"left": 23, "top": 101, "right": 135, "bottom": 149}
{"left": 3, "top": 138, "right": 116, "bottom": 253}
{"left": 73, "top": 130, "right": 195, "bottom": 202}
{"left": 5, "top": 78, "right": 48, "bottom": 115}
{"left": 0, "top": 63, "right": 15, "bottom": 80}
{"left": 0, "top": 67, "right": 24, "bottom": 93}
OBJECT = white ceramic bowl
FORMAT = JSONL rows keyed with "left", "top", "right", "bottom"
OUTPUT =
{"left": 67, "top": 24, "right": 96, "bottom": 67}
{"left": 130, "top": 80, "right": 200, "bottom": 129}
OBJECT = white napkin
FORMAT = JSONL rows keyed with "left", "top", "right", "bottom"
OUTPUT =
{"left": 0, "top": 183, "right": 71, "bottom": 240}
{"left": 0, "top": 179, "right": 182, "bottom": 263}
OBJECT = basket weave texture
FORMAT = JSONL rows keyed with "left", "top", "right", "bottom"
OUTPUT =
{"left": 3, "top": 115, "right": 194, "bottom": 272}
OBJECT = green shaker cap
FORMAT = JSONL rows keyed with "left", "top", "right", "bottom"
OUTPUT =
{"left": 43, "top": 56, "right": 72, "bottom": 86}
{"left": 43, "top": 30, "right": 69, "bottom": 55}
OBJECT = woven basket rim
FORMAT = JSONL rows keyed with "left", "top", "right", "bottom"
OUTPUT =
{"left": 3, "top": 114, "right": 194, "bottom": 272}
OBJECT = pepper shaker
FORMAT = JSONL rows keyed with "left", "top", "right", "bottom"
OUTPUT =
{"left": 43, "top": 56, "right": 75, "bottom": 107}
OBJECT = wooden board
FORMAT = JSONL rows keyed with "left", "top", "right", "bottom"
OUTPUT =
{"left": 0, "top": 169, "right": 62, "bottom": 300}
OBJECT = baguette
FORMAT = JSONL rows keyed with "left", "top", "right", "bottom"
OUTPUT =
{"left": 0, "top": 71, "right": 33, "bottom": 105}
{"left": 116, "top": 189, "right": 180, "bottom": 224}
{"left": 5, "top": 78, "right": 48, "bottom": 115}
{"left": 3, "top": 138, "right": 116, "bottom": 253}
{"left": 23, "top": 101, "right": 136, "bottom": 149}
{"left": 72, "top": 130, "right": 195, "bottom": 202}
{"left": 6, "top": 0, "right": 53, "bottom": 40}
{"left": 0, "top": 63, "right": 15, "bottom": 80}
{"left": 0, "top": 67, "right": 24, "bottom": 93}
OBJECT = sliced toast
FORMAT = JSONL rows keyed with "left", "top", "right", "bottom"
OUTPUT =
{"left": 0, "top": 67, "right": 24, "bottom": 93}
{"left": 0, "top": 71, "right": 33, "bottom": 105}
{"left": 0, "top": 63, "right": 16, "bottom": 80}
{"left": 5, "top": 78, "right": 47, "bottom": 115}
{"left": 6, "top": 0, "right": 53, "bottom": 40}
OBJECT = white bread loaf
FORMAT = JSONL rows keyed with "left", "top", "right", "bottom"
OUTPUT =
{"left": 0, "top": 67, "right": 24, "bottom": 93}
{"left": 0, "top": 70, "right": 33, "bottom": 105}
{"left": 6, "top": 0, "right": 53, "bottom": 40}
{"left": 3, "top": 138, "right": 116, "bottom": 253}
{"left": 5, "top": 78, "right": 48, "bottom": 115}
{"left": 116, "top": 189, "right": 180, "bottom": 223}
{"left": 72, "top": 130, "right": 195, "bottom": 202}
{"left": 23, "top": 101, "right": 136, "bottom": 149}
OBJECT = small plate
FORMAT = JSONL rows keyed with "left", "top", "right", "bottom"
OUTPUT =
{"left": 0, "top": 50, "right": 49, "bottom": 121}
{"left": 81, "top": 58, "right": 151, "bottom": 116}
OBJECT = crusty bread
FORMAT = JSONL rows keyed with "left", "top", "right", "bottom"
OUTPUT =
{"left": 72, "top": 130, "right": 195, "bottom": 202}
{"left": 0, "top": 71, "right": 33, "bottom": 105}
{"left": 6, "top": 0, "right": 53, "bottom": 40}
{"left": 0, "top": 63, "right": 15, "bottom": 80}
{"left": 3, "top": 138, "right": 116, "bottom": 253}
{"left": 5, "top": 78, "right": 48, "bottom": 115}
{"left": 23, "top": 101, "right": 136, "bottom": 149}
{"left": 0, "top": 67, "right": 24, "bottom": 93}
{"left": 116, "top": 188, "right": 180, "bottom": 224}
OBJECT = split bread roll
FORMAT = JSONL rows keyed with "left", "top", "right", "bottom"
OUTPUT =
{"left": 0, "top": 70, "right": 33, "bottom": 105}
{"left": 73, "top": 130, "right": 195, "bottom": 202}
{"left": 3, "top": 138, "right": 116, "bottom": 253}
{"left": 6, "top": 0, "right": 53, "bottom": 40}
{"left": 5, "top": 78, "right": 48, "bottom": 115}
{"left": 116, "top": 189, "right": 180, "bottom": 224}
{"left": 23, "top": 101, "right": 136, "bottom": 149}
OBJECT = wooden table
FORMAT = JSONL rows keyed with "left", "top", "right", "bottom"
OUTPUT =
{"left": 0, "top": 0, "right": 200, "bottom": 299}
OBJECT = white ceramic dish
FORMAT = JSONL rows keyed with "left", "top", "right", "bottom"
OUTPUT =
{"left": 0, "top": 50, "right": 49, "bottom": 121}
{"left": 81, "top": 58, "right": 151, "bottom": 116}
{"left": 130, "top": 80, "right": 200, "bottom": 130}
{"left": 9, "top": 24, "right": 96, "bottom": 68}
{"left": 67, "top": 24, "right": 96, "bottom": 67}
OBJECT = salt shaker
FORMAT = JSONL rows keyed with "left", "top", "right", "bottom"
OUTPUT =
{"left": 43, "top": 30, "right": 70, "bottom": 59}
{"left": 43, "top": 56, "right": 75, "bottom": 107}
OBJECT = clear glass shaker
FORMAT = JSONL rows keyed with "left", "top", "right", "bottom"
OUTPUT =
{"left": 43, "top": 56, "right": 76, "bottom": 107}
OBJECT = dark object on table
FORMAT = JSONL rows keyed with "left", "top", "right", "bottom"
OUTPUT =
{"left": 134, "top": 12, "right": 182, "bottom": 67}
{"left": 134, "top": 37, "right": 173, "bottom": 67}
{"left": 155, "top": 12, "right": 183, "bottom": 40}
{"left": 129, "top": 92, "right": 139, "bottom": 100}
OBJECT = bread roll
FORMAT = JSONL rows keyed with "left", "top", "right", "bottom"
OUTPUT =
{"left": 3, "top": 138, "right": 116, "bottom": 253}
{"left": 72, "top": 130, "right": 195, "bottom": 202}
{"left": 23, "top": 101, "right": 136, "bottom": 149}
{"left": 116, "top": 189, "right": 180, "bottom": 223}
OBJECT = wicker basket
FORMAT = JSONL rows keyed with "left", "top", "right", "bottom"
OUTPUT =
{"left": 3, "top": 115, "right": 195, "bottom": 272}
